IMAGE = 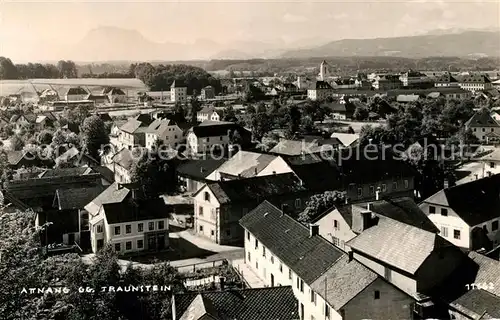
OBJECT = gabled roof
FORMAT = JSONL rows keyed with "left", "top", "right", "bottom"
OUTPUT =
{"left": 199, "top": 173, "right": 306, "bottom": 205}
{"left": 191, "top": 121, "right": 250, "bottom": 139}
{"left": 355, "top": 197, "right": 438, "bottom": 233}
{"left": 177, "top": 158, "right": 226, "bottom": 180}
{"left": 450, "top": 289, "right": 500, "bottom": 319}
{"left": 6, "top": 150, "right": 34, "bottom": 166}
{"left": 313, "top": 81, "right": 333, "bottom": 90}
{"left": 435, "top": 73, "right": 459, "bottom": 83}
{"left": 112, "top": 147, "right": 138, "bottom": 171}
{"left": 310, "top": 255, "right": 378, "bottom": 310}
{"left": 459, "top": 74, "right": 491, "bottom": 84}
{"left": 171, "top": 79, "right": 186, "bottom": 88}
{"left": 199, "top": 106, "right": 216, "bottom": 114}
{"left": 269, "top": 139, "right": 324, "bottom": 156}
{"left": 174, "top": 286, "right": 298, "bottom": 320}
{"left": 423, "top": 174, "right": 500, "bottom": 226}
{"left": 54, "top": 186, "right": 106, "bottom": 210}
{"left": 119, "top": 118, "right": 145, "bottom": 134}
{"left": 146, "top": 118, "right": 172, "bottom": 135}
{"left": 240, "top": 201, "right": 343, "bottom": 284}
{"left": 84, "top": 182, "right": 131, "bottom": 215}
{"left": 329, "top": 133, "right": 359, "bottom": 147}
{"left": 214, "top": 151, "right": 279, "bottom": 178}
{"left": 478, "top": 147, "right": 500, "bottom": 162}
{"left": 108, "top": 88, "right": 126, "bottom": 95}
{"left": 103, "top": 198, "right": 169, "bottom": 224}
{"left": 66, "top": 87, "right": 88, "bottom": 95}
{"left": 467, "top": 251, "right": 500, "bottom": 296}
{"left": 347, "top": 216, "right": 456, "bottom": 275}
{"left": 465, "top": 111, "right": 500, "bottom": 128}
{"left": 38, "top": 167, "right": 93, "bottom": 178}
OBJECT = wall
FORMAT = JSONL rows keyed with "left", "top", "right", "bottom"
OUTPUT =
{"left": 171, "top": 87, "right": 187, "bottom": 102}
{"left": 469, "top": 126, "right": 500, "bottom": 142}
{"left": 193, "top": 186, "right": 221, "bottom": 243}
{"left": 346, "top": 177, "right": 414, "bottom": 202}
{"left": 342, "top": 278, "right": 413, "bottom": 320}
{"left": 415, "top": 249, "right": 464, "bottom": 293}
{"left": 419, "top": 202, "right": 470, "bottom": 248}
{"left": 316, "top": 208, "right": 356, "bottom": 251}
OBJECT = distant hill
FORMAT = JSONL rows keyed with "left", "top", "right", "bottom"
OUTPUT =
{"left": 281, "top": 31, "right": 500, "bottom": 58}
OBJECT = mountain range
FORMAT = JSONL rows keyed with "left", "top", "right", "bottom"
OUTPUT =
{"left": 51, "top": 27, "right": 500, "bottom": 61}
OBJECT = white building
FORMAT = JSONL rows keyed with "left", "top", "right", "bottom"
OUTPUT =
{"left": 186, "top": 121, "right": 250, "bottom": 155}
{"left": 318, "top": 60, "right": 330, "bottom": 81}
{"left": 307, "top": 81, "right": 334, "bottom": 101}
{"left": 89, "top": 196, "right": 169, "bottom": 254}
{"left": 458, "top": 74, "right": 493, "bottom": 92}
{"left": 197, "top": 106, "right": 221, "bottom": 122}
{"left": 464, "top": 111, "right": 500, "bottom": 143}
{"left": 419, "top": 174, "right": 500, "bottom": 250}
{"left": 170, "top": 80, "right": 188, "bottom": 103}
{"left": 145, "top": 118, "right": 184, "bottom": 150}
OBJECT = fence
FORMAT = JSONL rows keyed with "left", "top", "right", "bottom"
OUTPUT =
{"left": 174, "top": 258, "right": 227, "bottom": 274}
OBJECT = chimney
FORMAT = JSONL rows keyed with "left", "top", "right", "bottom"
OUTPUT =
{"left": 281, "top": 204, "right": 289, "bottom": 216}
{"left": 361, "top": 211, "right": 372, "bottom": 231}
{"left": 375, "top": 187, "right": 381, "bottom": 200}
{"left": 272, "top": 171, "right": 276, "bottom": 175}
{"left": 348, "top": 251, "right": 354, "bottom": 262}
{"left": 254, "top": 167, "right": 258, "bottom": 176}
{"left": 345, "top": 196, "right": 349, "bottom": 205}
{"left": 309, "top": 224, "right": 319, "bottom": 238}
{"left": 487, "top": 171, "right": 493, "bottom": 177}
{"left": 238, "top": 173, "right": 242, "bottom": 179}
{"left": 474, "top": 174, "right": 478, "bottom": 180}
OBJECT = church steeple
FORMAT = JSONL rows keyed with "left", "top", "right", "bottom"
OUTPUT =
{"left": 319, "top": 60, "right": 329, "bottom": 81}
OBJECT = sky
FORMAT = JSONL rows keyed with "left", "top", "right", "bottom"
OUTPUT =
{"left": 1, "top": 0, "right": 499, "bottom": 62}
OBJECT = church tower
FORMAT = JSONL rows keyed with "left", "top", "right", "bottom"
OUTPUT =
{"left": 319, "top": 60, "right": 329, "bottom": 81}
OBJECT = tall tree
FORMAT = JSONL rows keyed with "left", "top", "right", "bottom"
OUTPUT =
{"left": 222, "top": 106, "right": 238, "bottom": 122}
{"left": 0, "top": 57, "right": 18, "bottom": 79}
{"left": 189, "top": 91, "right": 201, "bottom": 125}
{"left": 298, "top": 191, "right": 346, "bottom": 223}
{"left": 81, "top": 115, "right": 109, "bottom": 160}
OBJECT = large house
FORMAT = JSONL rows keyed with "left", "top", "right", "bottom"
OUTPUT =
{"left": 89, "top": 195, "right": 169, "bottom": 254}
{"left": 118, "top": 116, "right": 152, "bottom": 149}
{"left": 458, "top": 74, "right": 493, "bottom": 92}
{"left": 65, "top": 86, "right": 89, "bottom": 101}
{"left": 205, "top": 151, "right": 293, "bottom": 181}
{"left": 192, "top": 173, "right": 309, "bottom": 245}
{"left": 177, "top": 158, "right": 226, "bottom": 193}
{"left": 419, "top": 174, "right": 500, "bottom": 251}
{"left": 186, "top": 121, "right": 250, "bottom": 155}
{"left": 373, "top": 74, "right": 403, "bottom": 90}
{"left": 464, "top": 110, "right": 500, "bottom": 143}
{"left": 200, "top": 85, "right": 215, "bottom": 100}
{"left": 196, "top": 106, "right": 221, "bottom": 122}
{"left": 111, "top": 147, "right": 140, "bottom": 183}
{"left": 434, "top": 72, "right": 460, "bottom": 88}
{"left": 11, "top": 113, "right": 56, "bottom": 131}
{"left": 307, "top": 81, "right": 333, "bottom": 101}
{"left": 329, "top": 133, "right": 359, "bottom": 148}
{"left": 170, "top": 80, "right": 188, "bottom": 103}
{"left": 144, "top": 118, "right": 184, "bottom": 150}
{"left": 102, "top": 87, "right": 127, "bottom": 104}
{"left": 240, "top": 201, "right": 415, "bottom": 320}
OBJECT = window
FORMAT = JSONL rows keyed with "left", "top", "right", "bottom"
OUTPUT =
{"left": 482, "top": 128, "right": 486, "bottom": 132}
{"left": 125, "top": 241, "right": 132, "bottom": 250}
{"left": 211, "top": 230, "right": 215, "bottom": 236}
{"left": 357, "top": 188, "right": 362, "bottom": 197}
{"left": 114, "top": 243, "right": 121, "bottom": 251}
{"left": 263, "top": 247, "right": 266, "bottom": 257}
{"left": 311, "top": 291, "right": 317, "bottom": 305}
{"left": 295, "top": 198, "right": 301, "bottom": 208}
{"left": 441, "top": 226, "right": 448, "bottom": 237}
{"left": 381, "top": 184, "right": 387, "bottom": 192}
{"left": 374, "top": 290, "right": 380, "bottom": 299}
{"left": 206, "top": 138, "right": 209, "bottom": 142}
{"left": 441, "top": 208, "right": 448, "bottom": 216}
{"left": 247, "top": 252, "right": 251, "bottom": 262}
{"left": 369, "top": 185, "right": 375, "bottom": 194}
{"left": 220, "top": 136, "right": 223, "bottom": 141}
{"left": 204, "top": 192, "right": 210, "bottom": 202}
{"left": 325, "top": 303, "right": 331, "bottom": 319}
{"left": 289, "top": 269, "right": 292, "bottom": 280}
{"left": 393, "top": 181, "right": 398, "bottom": 190}
{"left": 492, "top": 128, "right": 495, "bottom": 132}
{"left": 300, "top": 279, "right": 304, "bottom": 292}
{"left": 137, "top": 240, "right": 143, "bottom": 249}
{"left": 97, "top": 225, "right": 103, "bottom": 233}
{"left": 158, "top": 221, "right": 164, "bottom": 230}
{"left": 271, "top": 256, "right": 274, "bottom": 264}
{"left": 148, "top": 222, "right": 154, "bottom": 231}
{"left": 492, "top": 220, "right": 499, "bottom": 231}
{"left": 334, "top": 220, "right": 339, "bottom": 230}
{"left": 199, "top": 206, "right": 204, "bottom": 216}
{"left": 126, "top": 225, "right": 131, "bottom": 234}
{"left": 247, "top": 231, "right": 250, "bottom": 241}
{"left": 279, "top": 263, "right": 283, "bottom": 273}
{"left": 491, "top": 162, "right": 496, "bottom": 168}
{"left": 255, "top": 239, "right": 259, "bottom": 249}
{"left": 256, "top": 261, "right": 259, "bottom": 269}
{"left": 114, "top": 226, "right": 121, "bottom": 235}
{"left": 454, "top": 229, "right": 461, "bottom": 239}
{"left": 429, "top": 206, "right": 436, "bottom": 214}
{"left": 138, "top": 223, "right": 143, "bottom": 232}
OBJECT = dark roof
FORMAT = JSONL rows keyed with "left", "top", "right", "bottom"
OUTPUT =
{"left": 215, "top": 151, "right": 279, "bottom": 178}
{"left": 200, "top": 173, "right": 306, "bottom": 205}
{"left": 434, "top": 73, "right": 459, "bottom": 83}
{"left": 134, "top": 113, "right": 154, "bottom": 125}
{"left": 173, "top": 286, "right": 298, "bottom": 320}
{"left": 359, "top": 197, "right": 438, "bottom": 233}
{"left": 314, "top": 81, "right": 333, "bottom": 90}
{"left": 66, "top": 87, "right": 88, "bottom": 95}
{"left": 6, "top": 150, "right": 34, "bottom": 166}
{"left": 465, "top": 111, "right": 500, "bottom": 128}
{"left": 450, "top": 289, "right": 500, "bottom": 319}
{"left": 312, "top": 204, "right": 353, "bottom": 227}
{"left": 177, "top": 158, "right": 226, "bottom": 180}
{"left": 191, "top": 122, "right": 251, "bottom": 139}
{"left": 108, "top": 88, "right": 126, "bottom": 95}
{"left": 171, "top": 80, "right": 186, "bottom": 88}
{"left": 424, "top": 174, "right": 500, "bottom": 226}
{"left": 119, "top": 118, "right": 145, "bottom": 134}
{"left": 54, "top": 186, "right": 106, "bottom": 210}
{"left": 103, "top": 198, "right": 169, "bottom": 224}
{"left": 93, "top": 166, "right": 115, "bottom": 183}
{"left": 39, "top": 167, "right": 93, "bottom": 178}
{"left": 97, "top": 113, "right": 113, "bottom": 122}
{"left": 240, "top": 201, "right": 343, "bottom": 284}
{"left": 285, "top": 157, "right": 342, "bottom": 192}
{"left": 84, "top": 182, "right": 131, "bottom": 215}
{"left": 458, "top": 74, "right": 491, "bottom": 84}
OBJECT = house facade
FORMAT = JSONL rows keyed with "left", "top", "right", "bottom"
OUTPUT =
{"left": 144, "top": 118, "right": 184, "bottom": 150}
{"left": 459, "top": 74, "right": 493, "bottom": 92}
{"left": 307, "top": 81, "right": 334, "bottom": 101}
{"left": 170, "top": 80, "right": 187, "bottom": 103}
{"left": 200, "top": 86, "right": 215, "bottom": 100}
{"left": 197, "top": 107, "right": 221, "bottom": 122}
{"left": 65, "top": 87, "right": 89, "bottom": 101}
{"left": 186, "top": 122, "right": 250, "bottom": 155}
{"left": 464, "top": 111, "right": 500, "bottom": 143}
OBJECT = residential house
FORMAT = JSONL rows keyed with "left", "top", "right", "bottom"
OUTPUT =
{"left": 110, "top": 120, "right": 127, "bottom": 137}
{"left": 89, "top": 196, "right": 169, "bottom": 254}
{"left": 205, "top": 151, "right": 293, "bottom": 181}
{"left": 307, "top": 81, "right": 334, "bottom": 101}
{"left": 459, "top": 74, "right": 493, "bottom": 92}
{"left": 278, "top": 83, "right": 298, "bottom": 93}
{"left": 84, "top": 181, "right": 131, "bottom": 217}
{"left": 111, "top": 147, "right": 139, "bottom": 183}
{"left": 102, "top": 87, "right": 127, "bottom": 104}
{"left": 86, "top": 93, "right": 109, "bottom": 105}
{"left": 313, "top": 196, "right": 437, "bottom": 251}
{"left": 11, "top": 113, "right": 48, "bottom": 131}
{"left": 118, "top": 116, "right": 151, "bottom": 149}
{"left": 373, "top": 75, "right": 403, "bottom": 91}
{"left": 186, "top": 121, "right": 251, "bottom": 155}
{"left": 296, "top": 76, "right": 314, "bottom": 90}
{"left": 177, "top": 158, "right": 226, "bottom": 193}
{"left": 144, "top": 118, "right": 184, "bottom": 150}
{"left": 464, "top": 110, "right": 500, "bottom": 143}
{"left": 330, "top": 133, "right": 359, "bottom": 148}
{"left": 171, "top": 286, "right": 298, "bottom": 320}
{"left": 200, "top": 85, "right": 215, "bottom": 100}
{"left": 346, "top": 215, "right": 466, "bottom": 317}
{"left": 193, "top": 173, "right": 309, "bottom": 245}
{"left": 197, "top": 106, "right": 221, "bottom": 122}
{"left": 54, "top": 146, "right": 99, "bottom": 167}
{"left": 171, "top": 80, "right": 188, "bottom": 103}
{"left": 477, "top": 147, "right": 500, "bottom": 177}
{"left": 434, "top": 72, "right": 460, "bottom": 88}
{"left": 240, "top": 201, "right": 415, "bottom": 320}
{"left": 323, "top": 102, "right": 355, "bottom": 120}
{"left": 419, "top": 174, "right": 500, "bottom": 251}
{"left": 397, "top": 94, "right": 420, "bottom": 103}
{"left": 269, "top": 139, "right": 335, "bottom": 157}
{"left": 65, "top": 86, "right": 89, "bottom": 101}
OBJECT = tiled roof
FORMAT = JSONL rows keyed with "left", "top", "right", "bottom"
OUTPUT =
{"left": 199, "top": 106, "right": 216, "bottom": 114}
{"left": 54, "top": 186, "right": 106, "bottom": 210}
{"left": 112, "top": 147, "right": 140, "bottom": 171}
{"left": 450, "top": 289, "right": 500, "bottom": 319}
{"left": 6, "top": 150, "right": 33, "bottom": 166}
{"left": 146, "top": 118, "right": 171, "bottom": 135}
{"left": 92, "top": 166, "right": 115, "bottom": 183}
{"left": 423, "top": 174, "right": 500, "bottom": 226}
{"left": 173, "top": 286, "right": 298, "bottom": 320}
{"left": 66, "top": 87, "right": 88, "bottom": 95}
{"left": 240, "top": 201, "right": 343, "bottom": 284}
{"left": 103, "top": 198, "right": 169, "bottom": 224}
{"left": 310, "top": 255, "right": 378, "bottom": 310}
{"left": 313, "top": 81, "right": 333, "bottom": 90}
{"left": 356, "top": 197, "right": 438, "bottom": 233}
{"left": 459, "top": 74, "right": 491, "bottom": 84}
{"left": 478, "top": 147, "right": 500, "bottom": 162}
{"left": 38, "top": 167, "right": 93, "bottom": 178}
{"left": 347, "top": 216, "right": 456, "bottom": 275}
{"left": 269, "top": 139, "right": 325, "bottom": 156}
{"left": 191, "top": 122, "right": 251, "bottom": 139}
{"left": 434, "top": 73, "right": 459, "bottom": 83}
{"left": 108, "top": 88, "right": 126, "bottom": 95}
{"left": 285, "top": 157, "right": 342, "bottom": 192}
{"left": 465, "top": 111, "right": 500, "bottom": 128}
{"left": 119, "top": 118, "right": 145, "bottom": 134}
{"left": 177, "top": 158, "right": 226, "bottom": 180}
{"left": 84, "top": 182, "right": 131, "bottom": 216}
{"left": 201, "top": 173, "right": 306, "bottom": 205}
{"left": 329, "top": 133, "right": 359, "bottom": 147}
{"left": 214, "top": 151, "right": 278, "bottom": 178}
{"left": 467, "top": 252, "right": 500, "bottom": 296}
{"left": 134, "top": 114, "right": 154, "bottom": 126}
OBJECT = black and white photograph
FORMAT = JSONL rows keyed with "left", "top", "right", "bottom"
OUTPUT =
{"left": 1, "top": 0, "right": 500, "bottom": 319}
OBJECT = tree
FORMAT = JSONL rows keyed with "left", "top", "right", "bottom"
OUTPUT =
{"left": 298, "top": 191, "right": 346, "bottom": 223}
{"left": 256, "top": 102, "right": 267, "bottom": 114}
{"left": 222, "top": 106, "right": 237, "bottom": 122}
{"left": 189, "top": 93, "right": 201, "bottom": 125}
{"left": 57, "top": 60, "right": 78, "bottom": 78}
{"left": 63, "top": 105, "right": 91, "bottom": 125}
{"left": 353, "top": 105, "right": 369, "bottom": 120}
{"left": 37, "top": 130, "right": 53, "bottom": 145}
{"left": 250, "top": 113, "right": 272, "bottom": 142}
{"left": 246, "top": 105, "right": 256, "bottom": 114}
{"left": 244, "top": 84, "right": 265, "bottom": 103}
{"left": 81, "top": 115, "right": 109, "bottom": 160}
{"left": 285, "top": 105, "right": 301, "bottom": 139}
{"left": 10, "top": 134, "right": 24, "bottom": 151}
{"left": 0, "top": 57, "right": 18, "bottom": 79}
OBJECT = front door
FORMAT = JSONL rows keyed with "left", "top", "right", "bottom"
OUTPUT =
{"left": 157, "top": 234, "right": 165, "bottom": 250}
{"left": 68, "top": 233, "right": 75, "bottom": 245}
{"left": 148, "top": 234, "right": 157, "bottom": 250}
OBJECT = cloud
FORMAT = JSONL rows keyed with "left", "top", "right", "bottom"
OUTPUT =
{"left": 283, "top": 13, "right": 307, "bottom": 23}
